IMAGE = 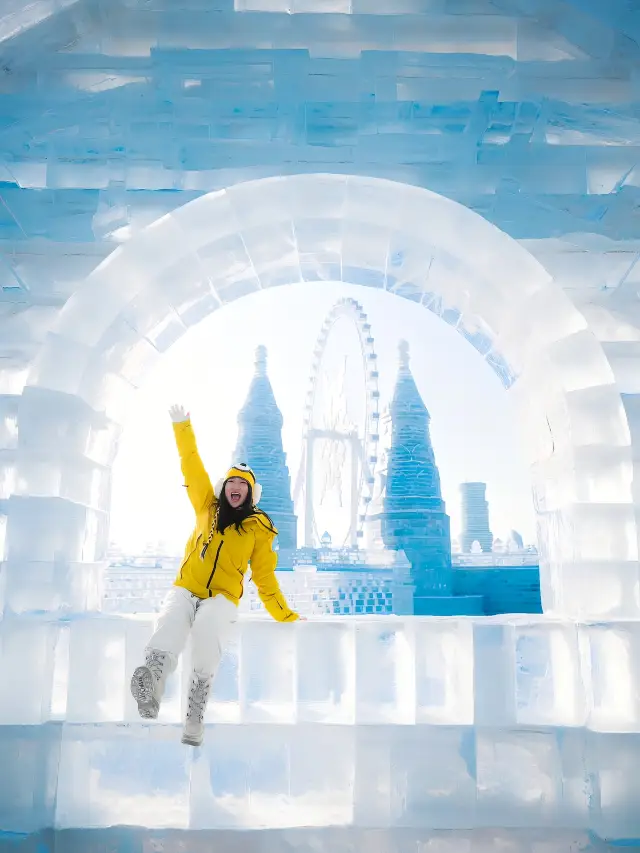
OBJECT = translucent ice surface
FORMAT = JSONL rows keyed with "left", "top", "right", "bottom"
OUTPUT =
{"left": 0, "top": 614, "right": 638, "bottom": 848}
{"left": 17, "top": 170, "right": 632, "bottom": 620}
{"left": 2, "top": 0, "right": 640, "bottom": 849}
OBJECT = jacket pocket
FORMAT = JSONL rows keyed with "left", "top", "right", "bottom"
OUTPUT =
{"left": 228, "top": 551, "right": 245, "bottom": 576}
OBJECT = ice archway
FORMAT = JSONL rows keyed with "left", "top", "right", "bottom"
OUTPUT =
{"left": 8, "top": 173, "right": 636, "bottom": 620}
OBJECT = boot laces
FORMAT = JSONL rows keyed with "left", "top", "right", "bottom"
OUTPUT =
{"left": 187, "top": 675, "right": 210, "bottom": 722}
{"left": 146, "top": 649, "right": 167, "bottom": 681}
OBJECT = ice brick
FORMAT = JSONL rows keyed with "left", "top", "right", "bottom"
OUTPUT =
{"left": 0, "top": 395, "right": 18, "bottom": 451}
{"left": 355, "top": 620, "right": 415, "bottom": 724}
{"left": 55, "top": 724, "right": 190, "bottom": 829}
{"left": 549, "top": 559, "right": 640, "bottom": 620}
{"left": 16, "top": 387, "right": 107, "bottom": 458}
{"left": 475, "top": 728, "right": 587, "bottom": 829}
{"left": 240, "top": 620, "right": 296, "bottom": 723}
{"left": 582, "top": 622, "right": 640, "bottom": 732}
{"left": 514, "top": 622, "right": 585, "bottom": 727}
{"left": 1, "top": 558, "right": 104, "bottom": 616}
{"left": 472, "top": 622, "right": 517, "bottom": 727}
{"left": 207, "top": 635, "right": 241, "bottom": 723}
{"left": 390, "top": 726, "right": 477, "bottom": 828}
{"left": 13, "top": 453, "right": 111, "bottom": 511}
{"left": 0, "top": 453, "right": 15, "bottom": 501}
{"left": 66, "top": 618, "right": 126, "bottom": 723}
{"left": 297, "top": 620, "right": 355, "bottom": 723}
{"left": 0, "top": 619, "right": 59, "bottom": 724}
{"left": 0, "top": 724, "right": 62, "bottom": 834}
{"left": 190, "top": 724, "right": 354, "bottom": 829}
{"left": 4, "top": 496, "right": 106, "bottom": 563}
{"left": 588, "top": 732, "right": 640, "bottom": 842}
{"left": 414, "top": 619, "right": 474, "bottom": 725}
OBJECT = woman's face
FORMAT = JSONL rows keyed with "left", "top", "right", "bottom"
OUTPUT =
{"left": 224, "top": 476, "right": 250, "bottom": 509}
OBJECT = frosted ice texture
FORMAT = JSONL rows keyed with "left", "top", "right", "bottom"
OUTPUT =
{"left": 1, "top": 613, "right": 640, "bottom": 847}
{"left": 9, "top": 173, "right": 634, "bottom": 621}
{"left": 1, "top": 1, "right": 640, "bottom": 848}
{"left": 1, "top": 170, "right": 638, "bottom": 845}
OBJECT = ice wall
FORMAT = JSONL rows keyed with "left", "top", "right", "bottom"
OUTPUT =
{"left": 1, "top": 0, "right": 640, "bottom": 850}
{"left": 1, "top": 613, "right": 640, "bottom": 849}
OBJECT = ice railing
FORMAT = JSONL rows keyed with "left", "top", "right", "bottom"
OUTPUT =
{"left": 2, "top": 613, "right": 638, "bottom": 730}
{"left": 2, "top": 614, "right": 640, "bottom": 839}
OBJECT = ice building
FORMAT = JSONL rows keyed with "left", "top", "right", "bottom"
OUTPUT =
{"left": 1, "top": 0, "right": 640, "bottom": 850}
{"left": 232, "top": 345, "right": 297, "bottom": 552}
{"left": 509, "top": 529, "right": 525, "bottom": 551}
{"left": 459, "top": 482, "right": 494, "bottom": 553}
{"left": 373, "top": 341, "right": 461, "bottom": 614}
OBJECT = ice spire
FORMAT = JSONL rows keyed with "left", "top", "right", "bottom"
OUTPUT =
{"left": 255, "top": 344, "right": 267, "bottom": 377}
{"left": 382, "top": 339, "right": 453, "bottom": 610}
{"left": 398, "top": 338, "right": 410, "bottom": 371}
{"left": 233, "top": 346, "right": 297, "bottom": 551}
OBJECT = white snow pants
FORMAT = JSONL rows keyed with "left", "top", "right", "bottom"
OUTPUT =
{"left": 146, "top": 587, "right": 238, "bottom": 678}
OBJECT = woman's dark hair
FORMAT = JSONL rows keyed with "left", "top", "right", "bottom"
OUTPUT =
{"left": 215, "top": 482, "right": 277, "bottom": 535}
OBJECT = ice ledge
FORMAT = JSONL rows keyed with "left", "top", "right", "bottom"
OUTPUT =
{"left": 2, "top": 722, "right": 640, "bottom": 840}
{"left": 0, "top": 827, "right": 632, "bottom": 853}
{"left": 1, "top": 612, "right": 639, "bottom": 842}
{"left": 1, "top": 612, "right": 639, "bottom": 731}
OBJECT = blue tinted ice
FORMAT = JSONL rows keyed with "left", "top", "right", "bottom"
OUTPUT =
{"left": 1, "top": 0, "right": 640, "bottom": 849}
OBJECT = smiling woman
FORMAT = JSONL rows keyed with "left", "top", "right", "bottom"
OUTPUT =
{"left": 129, "top": 406, "right": 301, "bottom": 748}
{"left": 225, "top": 476, "right": 250, "bottom": 509}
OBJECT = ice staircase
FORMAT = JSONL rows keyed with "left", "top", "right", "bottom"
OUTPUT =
{"left": 0, "top": 612, "right": 639, "bottom": 851}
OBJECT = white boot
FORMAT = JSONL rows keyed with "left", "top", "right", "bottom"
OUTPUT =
{"left": 181, "top": 671, "right": 212, "bottom": 747}
{"left": 130, "top": 648, "right": 172, "bottom": 720}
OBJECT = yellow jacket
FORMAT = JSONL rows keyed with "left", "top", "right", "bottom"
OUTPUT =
{"left": 171, "top": 420, "right": 299, "bottom": 622}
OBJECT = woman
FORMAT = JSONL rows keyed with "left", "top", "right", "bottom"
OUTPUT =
{"left": 130, "top": 404, "right": 300, "bottom": 747}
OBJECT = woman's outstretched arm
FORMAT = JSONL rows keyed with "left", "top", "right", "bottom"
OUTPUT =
{"left": 169, "top": 405, "right": 214, "bottom": 514}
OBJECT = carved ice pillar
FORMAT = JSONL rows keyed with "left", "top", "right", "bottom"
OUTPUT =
{"left": 2, "top": 386, "right": 117, "bottom": 617}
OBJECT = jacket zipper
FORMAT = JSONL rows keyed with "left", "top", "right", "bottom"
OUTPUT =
{"left": 180, "top": 534, "right": 202, "bottom": 580}
{"left": 206, "top": 541, "right": 223, "bottom": 590}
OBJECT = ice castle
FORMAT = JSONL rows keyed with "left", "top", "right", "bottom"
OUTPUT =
{"left": 1, "top": 1, "right": 640, "bottom": 850}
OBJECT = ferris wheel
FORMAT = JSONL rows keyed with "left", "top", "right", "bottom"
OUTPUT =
{"left": 293, "top": 298, "right": 381, "bottom": 548}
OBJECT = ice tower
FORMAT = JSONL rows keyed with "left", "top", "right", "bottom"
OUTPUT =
{"left": 1, "top": 0, "right": 640, "bottom": 850}
{"left": 459, "top": 482, "right": 493, "bottom": 553}
{"left": 233, "top": 345, "right": 297, "bottom": 551}
{"left": 379, "top": 341, "right": 455, "bottom": 612}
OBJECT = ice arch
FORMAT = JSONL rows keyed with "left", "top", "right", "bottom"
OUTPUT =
{"left": 7, "top": 174, "right": 636, "bottom": 620}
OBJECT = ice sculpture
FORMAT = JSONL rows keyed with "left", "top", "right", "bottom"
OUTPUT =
{"left": 460, "top": 483, "right": 493, "bottom": 554}
{"left": 233, "top": 345, "right": 298, "bottom": 552}
{"left": 1, "top": 0, "right": 640, "bottom": 850}
{"left": 378, "top": 340, "right": 455, "bottom": 609}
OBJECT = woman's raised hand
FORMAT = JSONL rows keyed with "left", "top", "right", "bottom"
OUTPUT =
{"left": 168, "top": 404, "right": 189, "bottom": 423}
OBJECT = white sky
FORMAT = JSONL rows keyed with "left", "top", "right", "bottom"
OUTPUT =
{"left": 110, "top": 281, "right": 536, "bottom": 554}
